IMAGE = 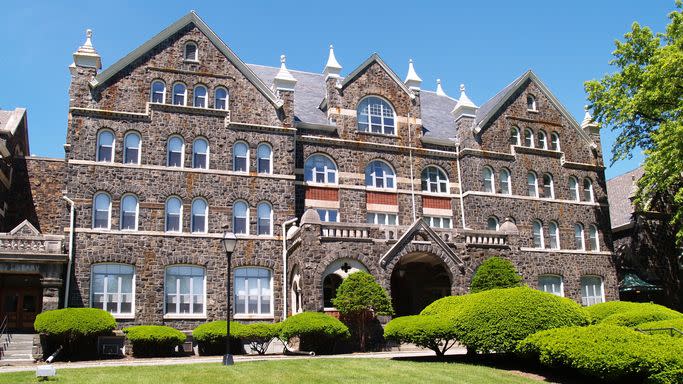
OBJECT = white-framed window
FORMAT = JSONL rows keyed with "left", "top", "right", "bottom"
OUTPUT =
{"left": 539, "top": 275, "right": 563, "bottom": 297}
{"left": 549, "top": 221, "right": 560, "bottom": 249}
{"left": 426, "top": 216, "right": 452, "bottom": 229}
{"left": 532, "top": 220, "right": 544, "bottom": 249}
{"left": 172, "top": 83, "right": 187, "bottom": 106}
{"left": 542, "top": 173, "right": 555, "bottom": 199}
{"left": 538, "top": 130, "right": 548, "bottom": 149}
{"left": 235, "top": 267, "right": 273, "bottom": 316}
{"left": 165, "top": 265, "right": 205, "bottom": 316}
{"left": 215, "top": 87, "right": 228, "bottom": 110}
{"left": 357, "top": 96, "right": 395, "bottom": 135}
{"left": 233, "top": 142, "right": 249, "bottom": 172}
{"left": 192, "top": 138, "right": 209, "bottom": 169}
{"left": 527, "top": 94, "right": 537, "bottom": 111}
{"left": 367, "top": 212, "right": 398, "bottom": 226}
{"left": 193, "top": 85, "right": 207, "bottom": 108}
{"left": 583, "top": 178, "right": 594, "bottom": 202}
{"left": 421, "top": 166, "right": 448, "bottom": 194}
{"left": 487, "top": 216, "right": 499, "bottom": 231}
{"left": 550, "top": 132, "right": 560, "bottom": 151}
{"left": 120, "top": 194, "right": 138, "bottom": 231}
{"left": 96, "top": 130, "right": 115, "bottom": 163}
{"left": 483, "top": 166, "right": 495, "bottom": 193}
{"left": 524, "top": 128, "right": 534, "bottom": 147}
{"left": 500, "top": 168, "right": 512, "bottom": 195}
{"left": 510, "top": 127, "right": 521, "bottom": 145}
{"left": 588, "top": 224, "right": 600, "bottom": 251}
{"left": 574, "top": 223, "right": 585, "bottom": 250}
{"left": 256, "top": 143, "right": 272, "bottom": 174}
{"left": 580, "top": 276, "right": 605, "bottom": 306}
{"left": 257, "top": 202, "right": 272, "bottom": 236}
{"left": 305, "top": 154, "right": 337, "bottom": 184}
{"left": 184, "top": 42, "right": 198, "bottom": 61}
{"left": 123, "top": 131, "right": 141, "bottom": 165}
{"left": 151, "top": 80, "right": 166, "bottom": 103}
{"left": 91, "top": 264, "right": 134, "bottom": 317}
{"left": 527, "top": 172, "right": 538, "bottom": 197}
{"left": 92, "top": 192, "right": 112, "bottom": 229}
{"left": 167, "top": 136, "right": 184, "bottom": 167}
{"left": 233, "top": 200, "right": 249, "bottom": 235}
{"left": 165, "top": 196, "right": 182, "bottom": 232}
{"left": 191, "top": 198, "right": 208, "bottom": 234}
{"left": 365, "top": 160, "right": 396, "bottom": 189}
{"left": 317, "top": 209, "right": 339, "bottom": 222}
{"left": 569, "top": 177, "right": 579, "bottom": 201}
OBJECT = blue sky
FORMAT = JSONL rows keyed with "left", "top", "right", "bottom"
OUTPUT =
{"left": 0, "top": 1, "right": 674, "bottom": 179}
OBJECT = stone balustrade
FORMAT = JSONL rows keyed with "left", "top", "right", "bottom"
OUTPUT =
{"left": 321, "top": 224, "right": 370, "bottom": 240}
{"left": 0, "top": 237, "right": 63, "bottom": 254}
{"left": 462, "top": 229, "right": 508, "bottom": 247}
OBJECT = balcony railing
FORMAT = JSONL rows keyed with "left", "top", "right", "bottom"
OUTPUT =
{"left": 321, "top": 224, "right": 371, "bottom": 240}
{"left": 461, "top": 229, "right": 508, "bottom": 247}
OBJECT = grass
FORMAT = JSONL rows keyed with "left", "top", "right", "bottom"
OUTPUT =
{"left": 0, "top": 358, "right": 541, "bottom": 384}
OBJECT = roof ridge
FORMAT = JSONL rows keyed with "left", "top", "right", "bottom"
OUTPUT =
{"left": 247, "top": 63, "right": 326, "bottom": 77}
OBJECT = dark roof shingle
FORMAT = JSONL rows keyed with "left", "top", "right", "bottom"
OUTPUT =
{"left": 607, "top": 167, "right": 644, "bottom": 228}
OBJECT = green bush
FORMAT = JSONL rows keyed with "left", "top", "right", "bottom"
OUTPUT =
{"left": 646, "top": 369, "right": 683, "bottom": 384}
{"left": 384, "top": 315, "right": 458, "bottom": 357}
{"left": 192, "top": 321, "right": 245, "bottom": 355}
{"left": 420, "top": 294, "right": 477, "bottom": 317}
{"left": 469, "top": 257, "right": 522, "bottom": 293}
{"left": 584, "top": 301, "right": 645, "bottom": 323}
{"left": 123, "top": 325, "right": 186, "bottom": 357}
{"left": 518, "top": 324, "right": 683, "bottom": 382}
{"left": 586, "top": 301, "right": 682, "bottom": 325}
{"left": 279, "top": 312, "right": 350, "bottom": 354}
{"left": 233, "top": 322, "right": 281, "bottom": 355}
{"left": 636, "top": 318, "right": 683, "bottom": 337}
{"left": 34, "top": 308, "right": 116, "bottom": 359}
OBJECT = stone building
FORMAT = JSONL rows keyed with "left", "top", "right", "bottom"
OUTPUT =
{"left": 0, "top": 11, "right": 618, "bottom": 330}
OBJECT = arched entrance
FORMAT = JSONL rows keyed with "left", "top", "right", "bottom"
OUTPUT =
{"left": 321, "top": 258, "right": 368, "bottom": 310}
{"left": 390, "top": 252, "right": 451, "bottom": 316}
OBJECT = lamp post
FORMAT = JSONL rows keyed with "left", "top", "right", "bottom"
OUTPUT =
{"left": 221, "top": 227, "right": 237, "bottom": 366}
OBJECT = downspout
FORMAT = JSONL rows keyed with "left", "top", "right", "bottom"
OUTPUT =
{"left": 407, "top": 113, "right": 417, "bottom": 222}
{"left": 455, "top": 144, "right": 467, "bottom": 229}
{"left": 281, "top": 217, "right": 298, "bottom": 320}
{"left": 62, "top": 196, "right": 75, "bottom": 308}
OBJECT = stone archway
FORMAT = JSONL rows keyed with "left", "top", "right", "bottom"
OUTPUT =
{"left": 390, "top": 252, "right": 451, "bottom": 316}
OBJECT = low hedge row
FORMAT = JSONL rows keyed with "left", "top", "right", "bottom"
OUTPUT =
{"left": 123, "top": 325, "right": 186, "bottom": 357}
{"left": 384, "top": 315, "right": 458, "bottom": 357}
{"left": 34, "top": 308, "right": 117, "bottom": 359}
{"left": 192, "top": 321, "right": 245, "bottom": 355}
{"left": 280, "top": 312, "right": 350, "bottom": 354}
{"left": 585, "top": 301, "right": 683, "bottom": 326}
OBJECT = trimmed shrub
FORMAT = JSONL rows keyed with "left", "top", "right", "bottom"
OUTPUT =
{"left": 601, "top": 306, "right": 683, "bottom": 327}
{"left": 192, "top": 321, "right": 245, "bottom": 356}
{"left": 585, "top": 301, "right": 681, "bottom": 324}
{"left": 637, "top": 318, "right": 683, "bottom": 337}
{"left": 646, "top": 369, "right": 683, "bottom": 384}
{"left": 469, "top": 257, "right": 522, "bottom": 293}
{"left": 233, "top": 322, "right": 281, "bottom": 355}
{"left": 420, "top": 294, "right": 476, "bottom": 317}
{"left": 384, "top": 315, "right": 458, "bottom": 357}
{"left": 34, "top": 308, "right": 116, "bottom": 359}
{"left": 518, "top": 324, "right": 683, "bottom": 382}
{"left": 279, "top": 312, "right": 350, "bottom": 354}
{"left": 123, "top": 325, "right": 186, "bottom": 357}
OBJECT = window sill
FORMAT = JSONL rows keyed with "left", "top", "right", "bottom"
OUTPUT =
{"left": 114, "top": 315, "right": 135, "bottom": 320}
{"left": 183, "top": 59, "right": 200, "bottom": 64}
{"left": 356, "top": 131, "right": 398, "bottom": 138}
{"left": 233, "top": 314, "right": 274, "bottom": 320}
{"left": 365, "top": 187, "right": 398, "bottom": 193}
{"left": 304, "top": 182, "right": 339, "bottom": 188}
{"left": 163, "top": 314, "right": 207, "bottom": 320}
{"left": 527, "top": 109, "right": 539, "bottom": 113}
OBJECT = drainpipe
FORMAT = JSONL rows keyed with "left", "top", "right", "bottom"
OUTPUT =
{"left": 281, "top": 217, "right": 298, "bottom": 320}
{"left": 62, "top": 196, "right": 75, "bottom": 308}
{"left": 407, "top": 113, "right": 417, "bottom": 222}
{"left": 455, "top": 144, "right": 467, "bottom": 229}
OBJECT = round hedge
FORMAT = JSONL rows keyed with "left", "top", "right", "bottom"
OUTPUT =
{"left": 384, "top": 315, "right": 458, "bottom": 357}
{"left": 192, "top": 321, "right": 245, "bottom": 355}
{"left": 420, "top": 294, "right": 476, "bottom": 317}
{"left": 233, "top": 322, "right": 282, "bottom": 355}
{"left": 123, "top": 325, "right": 186, "bottom": 357}
{"left": 586, "top": 301, "right": 683, "bottom": 327}
{"left": 34, "top": 308, "right": 116, "bottom": 337}
{"left": 279, "top": 312, "right": 350, "bottom": 354}
{"left": 469, "top": 257, "right": 522, "bottom": 293}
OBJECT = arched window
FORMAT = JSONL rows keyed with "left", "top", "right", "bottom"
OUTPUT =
{"left": 580, "top": 276, "right": 604, "bottom": 306}
{"left": 487, "top": 216, "right": 499, "bottom": 231}
{"left": 233, "top": 200, "right": 249, "bottom": 235}
{"left": 482, "top": 166, "right": 495, "bottom": 193}
{"left": 167, "top": 136, "right": 184, "bottom": 167}
{"left": 192, "top": 138, "right": 209, "bottom": 169}
{"left": 257, "top": 202, "right": 272, "bottom": 236}
{"left": 574, "top": 223, "right": 585, "bottom": 250}
{"left": 120, "top": 194, "right": 138, "bottom": 231}
{"left": 524, "top": 128, "right": 534, "bottom": 147}
{"left": 257, "top": 143, "right": 272, "bottom": 174}
{"left": 569, "top": 177, "right": 579, "bottom": 201}
{"left": 165, "top": 265, "right": 205, "bottom": 315}
{"left": 539, "top": 275, "right": 563, "bottom": 297}
{"left": 542, "top": 173, "right": 554, "bottom": 199}
{"left": 550, "top": 132, "right": 560, "bottom": 151}
{"left": 215, "top": 87, "right": 228, "bottom": 110}
{"left": 165, "top": 196, "right": 182, "bottom": 232}
{"left": 532, "top": 220, "right": 544, "bottom": 249}
{"left": 193, "top": 85, "right": 207, "bottom": 108}
{"left": 304, "top": 154, "right": 337, "bottom": 184}
{"left": 357, "top": 97, "right": 395, "bottom": 135}
{"left": 421, "top": 166, "right": 448, "bottom": 193}
{"left": 233, "top": 142, "right": 249, "bottom": 172}
{"left": 191, "top": 198, "right": 208, "bottom": 234}
{"left": 93, "top": 192, "right": 111, "bottom": 229}
{"left": 588, "top": 225, "right": 600, "bottom": 251}
{"left": 365, "top": 160, "right": 395, "bottom": 189}
{"left": 500, "top": 168, "right": 512, "bottom": 195}
{"left": 510, "top": 127, "right": 521, "bottom": 146}
{"left": 96, "top": 130, "right": 115, "bottom": 162}
{"left": 184, "top": 42, "right": 198, "bottom": 61}
{"left": 323, "top": 273, "right": 343, "bottom": 308}
{"left": 123, "top": 132, "right": 141, "bottom": 165}
{"left": 527, "top": 95, "right": 537, "bottom": 111}
{"left": 172, "top": 83, "right": 187, "bottom": 106}
{"left": 549, "top": 221, "right": 560, "bottom": 249}
{"left": 527, "top": 172, "right": 538, "bottom": 197}
{"left": 235, "top": 267, "right": 272, "bottom": 315}
{"left": 91, "top": 264, "right": 135, "bottom": 315}
{"left": 583, "top": 178, "right": 594, "bottom": 202}
{"left": 538, "top": 130, "right": 547, "bottom": 149}
{"left": 151, "top": 80, "right": 166, "bottom": 103}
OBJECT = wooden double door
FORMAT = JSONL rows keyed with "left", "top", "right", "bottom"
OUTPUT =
{"left": 0, "top": 276, "right": 42, "bottom": 331}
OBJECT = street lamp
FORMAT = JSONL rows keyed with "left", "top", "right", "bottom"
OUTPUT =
{"left": 221, "top": 226, "right": 237, "bottom": 366}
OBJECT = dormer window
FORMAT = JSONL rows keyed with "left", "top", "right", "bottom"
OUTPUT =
{"left": 527, "top": 95, "right": 537, "bottom": 111}
{"left": 357, "top": 97, "right": 395, "bottom": 135}
{"left": 184, "top": 42, "right": 198, "bottom": 62}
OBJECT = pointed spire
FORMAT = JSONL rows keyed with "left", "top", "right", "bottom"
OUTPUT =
{"left": 581, "top": 105, "right": 598, "bottom": 129}
{"left": 274, "top": 54, "right": 297, "bottom": 92}
{"left": 404, "top": 59, "right": 422, "bottom": 91}
{"left": 451, "top": 84, "right": 478, "bottom": 118}
{"left": 323, "top": 44, "right": 342, "bottom": 78}
{"left": 72, "top": 29, "right": 101, "bottom": 70}
{"left": 435, "top": 79, "right": 447, "bottom": 97}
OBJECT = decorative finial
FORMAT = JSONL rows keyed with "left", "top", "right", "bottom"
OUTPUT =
{"left": 436, "top": 79, "right": 447, "bottom": 97}
{"left": 280, "top": 54, "right": 286, "bottom": 64}
{"left": 404, "top": 58, "right": 422, "bottom": 91}
{"left": 582, "top": 106, "right": 597, "bottom": 129}
{"left": 460, "top": 84, "right": 466, "bottom": 92}
{"left": 274, "top": 53, "right": 297, "bottom": 91}
{"left": 324, "top": 44, "right": 342, "bottom": 78}
{"left": 451, "top": 83, "right": 478, "bottom": 117}
{"left": 72, "top": 28, "right": 101, "bottom": 70}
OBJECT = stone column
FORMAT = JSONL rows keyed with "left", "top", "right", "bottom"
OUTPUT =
{"left": 40, "top": 277, "right": 63, "bottom": 311}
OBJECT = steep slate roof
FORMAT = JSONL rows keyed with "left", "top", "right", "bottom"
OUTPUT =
{"left": 419, "top": 90, "right": 458, "bottom": 139}
{"left": 607, "top": 167, "right": 644, "bottom": 229}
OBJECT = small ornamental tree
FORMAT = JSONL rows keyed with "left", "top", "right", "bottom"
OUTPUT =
{"left": 384, "top": 315, "right": 458, "bottom": 358}
{"left": 332, "top": 271, "right": 394, "bottom": 351}
{"left": 470, "top": 257, "right": 522, "bottom": 293}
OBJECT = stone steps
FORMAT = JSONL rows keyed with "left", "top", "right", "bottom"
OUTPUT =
{"left": 1, "top": 334, "right": 36, "bottom": 365}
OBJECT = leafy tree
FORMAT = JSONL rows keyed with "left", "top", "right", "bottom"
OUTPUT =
{"left": 585, "top": 2, "right": 683, "bottom": 244}
{"left": 332, "top": 271, "right": 393, "bottom": 351}
{"left": 469, "top": 257, "right": 522, "bottom": 293}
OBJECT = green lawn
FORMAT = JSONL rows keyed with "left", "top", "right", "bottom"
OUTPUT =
{"left": 0, "top": 358, "right": 541, "bottom": 384}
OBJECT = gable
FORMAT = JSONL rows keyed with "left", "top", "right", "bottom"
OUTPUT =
{"left": 9, "top": 219, "right": 41, "bottom": 236}
{"left": 340, "top": 54, "right": 414, "bottom": 100}
{"left": 379, "top": 218, "right": 464, "bottom": 268}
